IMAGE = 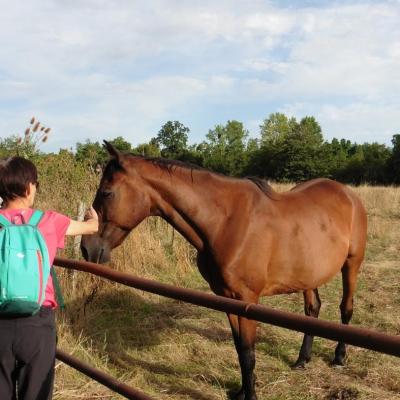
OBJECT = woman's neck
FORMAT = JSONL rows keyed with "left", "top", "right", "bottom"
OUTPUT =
{"left": 3, "top": 198, "right": 32, "bottom": 210}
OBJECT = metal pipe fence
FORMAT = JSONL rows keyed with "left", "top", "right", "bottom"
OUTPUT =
{"left": 54, "top": 256, "right": 400, "bottom": 358}
{"left": 56, "top": 349, "right": 154, "bottom": 400}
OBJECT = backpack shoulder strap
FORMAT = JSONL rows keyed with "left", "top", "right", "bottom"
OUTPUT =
{"left": 0, "top": 214, "right": 11, "bottom": 227}
{"left": 28, "top": 210, "right": 44, "bottom": 226}
{"left": 51, "top": 268, "right": 65, "bottom": 310}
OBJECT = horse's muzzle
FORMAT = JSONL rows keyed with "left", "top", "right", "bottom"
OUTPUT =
{"left": 81, "top": 235, "right": 111, "bottom": 264}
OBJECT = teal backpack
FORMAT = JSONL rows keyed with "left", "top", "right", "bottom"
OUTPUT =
{"left": 0, "top": 210, "right": 51, "bottom": 316}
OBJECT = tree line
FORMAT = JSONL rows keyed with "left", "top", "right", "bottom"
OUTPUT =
{"left": 2, "top": 113, "right": 400, "bottom": 185}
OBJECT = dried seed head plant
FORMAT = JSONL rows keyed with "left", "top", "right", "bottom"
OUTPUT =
{"left": 14, "top": 116, "right": 52, "bottom": 157}
{"left": 26, "top": 116, "right": 51, "bottom": 144}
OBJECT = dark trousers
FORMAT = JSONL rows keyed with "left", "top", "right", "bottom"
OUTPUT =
{"left": 0, "top": 307, "right": 56, "bottom": 400}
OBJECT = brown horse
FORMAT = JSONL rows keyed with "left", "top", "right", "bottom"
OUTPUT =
{"left": 81, "top": 141, "right": 367, "bottom": 400}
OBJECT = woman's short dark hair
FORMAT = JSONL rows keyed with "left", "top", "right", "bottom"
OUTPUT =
{"left": 0, "top": 157, "right": 38, "bottom": 204}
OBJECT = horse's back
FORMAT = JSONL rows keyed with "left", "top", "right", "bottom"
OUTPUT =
{"left": 283, "top": 178, "right": 367, "bottom": 257}
{"left": 243, "top": 179, "right": 367, "bottom": 295}
{"left": 290, "top": 178, "right": 366, "bottom": 233}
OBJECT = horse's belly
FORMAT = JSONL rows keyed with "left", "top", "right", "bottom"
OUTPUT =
{"left": 262, "top": 283, "right": 301, "bottom": 296}
{"left": 262, "top": 263, "right": 343, "bottom": 296}
{"left": 263, "top": 237, "right": 349, "bottom": 295}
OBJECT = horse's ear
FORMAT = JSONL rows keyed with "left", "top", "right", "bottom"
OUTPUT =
{"left": 103, "top": 140, "right": 123, "bottom": 164}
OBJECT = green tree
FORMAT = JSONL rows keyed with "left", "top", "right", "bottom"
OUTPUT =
{"left": 0, "top": 117, "right": 51, "bottom": 159}
{"left": 279, "top": 116, "right": 328, "bottom": 180}
{"left": 259, "top": 112, "right": 297, "bottom": 145}
{"left": 294, "top": 116, "right": 323, "bottom": 148}
{"left": 326, "top": 138, "right": 351, "bottom": 174}
{"left": 108, "top": 136, "right": 133, "bottom": 153}
{"left": 75, "top": 136, "right": 133, "bottom": 169}
{"left": 201, "top": 120, "right": 249, "bottom": 176}
{"left": 334, "top": 141, "right": 391, "bottom": 185}
{"left": 75, "top": 140, "right": 107, "bottom": 168}
{"left": 0, "top": 136, "right": 36, "bottom": 159}
{"left": 133, "top": 142, "right": 161, "bottom": 157}
{"left": 177, "top": 144, "right": 204, "bottom": 166}
{"left": 151, "top": 121, "right": 189, "bottom": 159}
{"left": 361, "top": 143, "right": 391, "bottom": 183}
{"left": 388, "top": 134, "right": 400, "bottom": 184}
{"left": 248, "top": 114, "right": 329, "bottom": 181}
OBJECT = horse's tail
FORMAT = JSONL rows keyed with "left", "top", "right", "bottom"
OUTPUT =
{"left": 345, "top": 187, "right": 368, "bottom": 262}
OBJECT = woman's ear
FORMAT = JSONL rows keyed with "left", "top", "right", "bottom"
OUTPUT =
{"left": 25, "top": 183, "right": 32, "bottom": 197}
{"left": 26, "top": 183, "right": 36, "bottom": 203}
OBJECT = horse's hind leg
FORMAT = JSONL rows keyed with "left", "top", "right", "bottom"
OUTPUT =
{"left": 293, "top": 289, "right": 321, "bottom": 369}
{"left": 333, "top": 256, "right": 361, "bottom": 366}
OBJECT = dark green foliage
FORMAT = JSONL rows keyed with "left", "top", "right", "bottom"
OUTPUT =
{"left": 108, "top": 136, "right": 133, "bottom": 153}
{"left": 1, "top": 115, "right": 398, "bottom": 185}
{"left": 333, "top": 143, "right": 391, "bottom": 184}
{"left": 247, "top": 115, "right": 330, "bottom": 181}
{"left": 0, "top": 136, "right": 38, "bottom": 159}
{"left": 177, "top": 144, "right": 204, "bottom": 166}
{"left": 201, "top": 120, "right": 249, "bottom": 176}
{"left": 260, "top": 112, "right": 298, "bottom": 145}
{"left": 246, "top": 114, "right": 393, "bottom": 184}
{"left": 151, "top": 121, "right": 190, "bottom": 160}
{"left": 387, "top": 134, "right": 400, "bottom": 184}
{"left": 75, "top": 136, "right": 133, "bottom": 169}
{"left": 75, "top": 140, "right": 107, "bottom": 168}
{"left": 34, "top": 149, "right": 99, "bottom": 215}
{"left": 132, "top": 142, "right": 161, "bottom": 157}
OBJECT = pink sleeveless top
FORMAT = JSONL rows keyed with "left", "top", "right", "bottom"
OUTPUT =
{"left": 0, "top": 208, "right": 71, "bottom": 308}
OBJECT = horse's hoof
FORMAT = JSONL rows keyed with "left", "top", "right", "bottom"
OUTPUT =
{"left": 292, "top": 356, "right": 310, "bottom": 370}
{"left": 229, "top": 389, "right": 257, "bottom": 400}
{"left": 331, "top": 358, "right": 345, "bottom": 368}
{"left": 292, "top": 360, "right": 306, "bottom": 370}
{"left": 229, "top": 389, "right": 245, "bottom": 400}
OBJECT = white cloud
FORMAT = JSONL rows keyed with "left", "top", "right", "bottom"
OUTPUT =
{"left": 318, "top": 102, "right": 400, "bottom": 143}
{"left": 0, "top": 0, "right": 399, "bottom": 150}
{"left": 279, "top": 100, "right": 400, "bottom": 145}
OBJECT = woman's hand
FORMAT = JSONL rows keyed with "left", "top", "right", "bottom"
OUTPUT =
{"left": 85, "top": 206, "right": 98, "bottom": 222}
{"left": 66, "top": 206, "right": 99, "bottom": 236}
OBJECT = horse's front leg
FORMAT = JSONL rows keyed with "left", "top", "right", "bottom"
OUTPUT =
{"left": 227, "top": 313, "right": 258, "bottom": 400}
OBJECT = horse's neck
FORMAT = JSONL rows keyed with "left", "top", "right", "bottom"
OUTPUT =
{"left": 146, "top": 167, "right": 224, "bottom": 251}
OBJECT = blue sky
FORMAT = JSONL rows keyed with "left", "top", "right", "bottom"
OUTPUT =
{"left": 0, "top": 0, "right": 399, "bottom": 152}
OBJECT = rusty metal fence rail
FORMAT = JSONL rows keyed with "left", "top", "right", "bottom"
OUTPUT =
{"left": 54, "top": 256, "right": 400, "bottom": 357}
{"left": 56, "top": 349, "right": 154, "bottom": 400}
{"left": 54, "top": 256, "right": 400, "bottom": 399}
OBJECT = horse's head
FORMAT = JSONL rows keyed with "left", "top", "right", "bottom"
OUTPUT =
{"left": 81, "top": 141, "right": 152, "bottom": 264}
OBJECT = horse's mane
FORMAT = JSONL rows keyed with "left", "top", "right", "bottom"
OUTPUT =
{"left": 115, "top": 155, "right": 280, "bottom": 200}
{"left": 142, "top": 157, "right": 281, "bottom": 200}
{"left": 102, "top": 158, "right": 124, "bottom": 181}
{"left": 142, "top": 156, "right": 205, "bottom": 173}
{"left": 246, "top": 176, "right": 281, "bottom": 200}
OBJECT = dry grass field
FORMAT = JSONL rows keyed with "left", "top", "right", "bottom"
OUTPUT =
{"left": 37, "top": 178, "right": 400, "bottom": 400}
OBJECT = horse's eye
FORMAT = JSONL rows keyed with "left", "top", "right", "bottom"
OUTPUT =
{"left": 101, "top": 190, "right": 114, "bottom": 199}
